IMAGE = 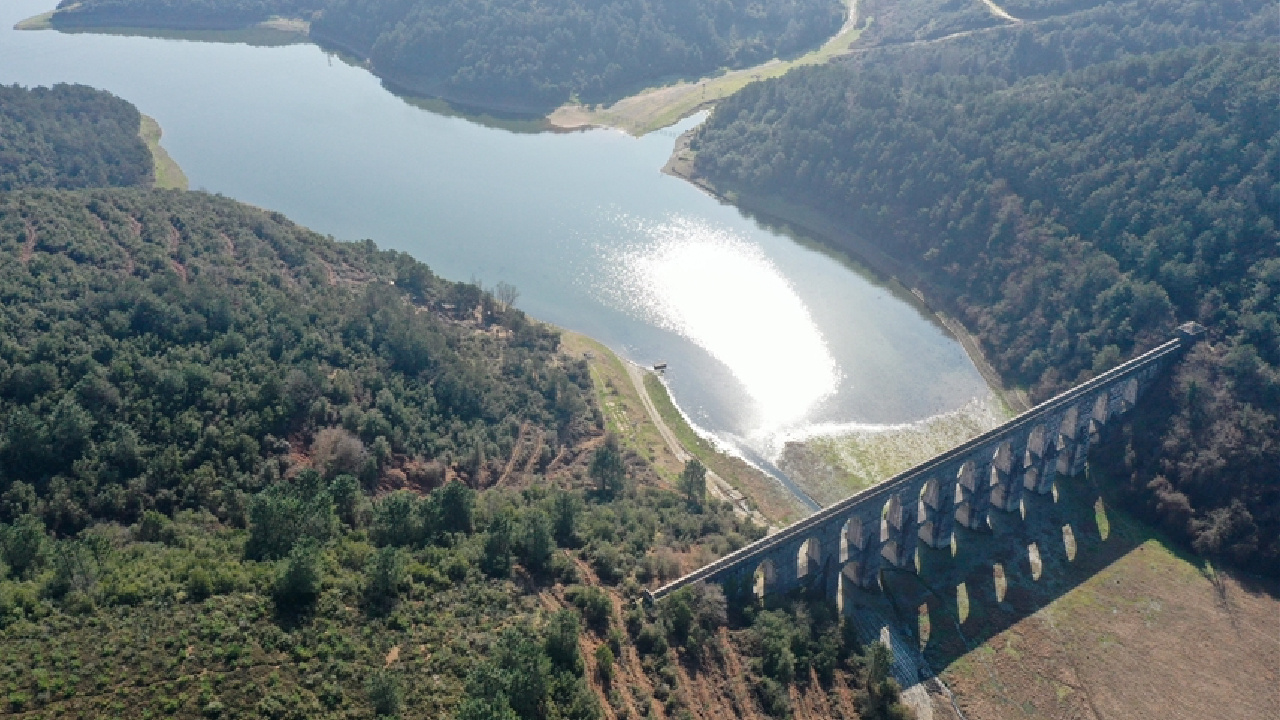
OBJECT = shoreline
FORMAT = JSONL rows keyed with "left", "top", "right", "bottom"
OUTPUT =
{"left": 662, "top": 128, "right": 1031, "bottom": 414}
{"left": 548, "top": 0, "right": 866, "bottom": 136}
{"left": 139, "top": 114, "right": 188, "bottom": 190}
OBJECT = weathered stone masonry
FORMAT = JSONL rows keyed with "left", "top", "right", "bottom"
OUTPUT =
{"left": 649, "top": 323, "right": 1205, "bottom": 602}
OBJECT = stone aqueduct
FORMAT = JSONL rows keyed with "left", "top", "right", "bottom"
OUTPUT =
{"left": 649, "top": 323, "right": 1205, "bottom": 603}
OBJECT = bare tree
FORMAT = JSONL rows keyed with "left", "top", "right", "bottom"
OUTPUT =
{"left": 495, "top": 281, "right": 520, "bottom": 309}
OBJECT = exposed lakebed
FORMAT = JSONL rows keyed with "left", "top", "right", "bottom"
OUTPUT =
{"left": 3, "top": 0, "right": 1000, "bottom": 500}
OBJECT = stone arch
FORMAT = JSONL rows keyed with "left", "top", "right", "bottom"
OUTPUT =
{"left": 991, "top": 440, "right": 1022, "bottom": 512}
{"left": 1059, "top": 405, "right": 1080, "bottom": 441}
{"left": 797, "top": 536, "right": 822, "bottom": 578}
{"left": 990, "top": 440, "right": 1014, "bottom": 484}
{"left": 1122, "top": 377, "right": 1139, "bottom": 411}
{"left": 1023, "top": 425, "right": 1051, "bottom": 493}
{"left": 1092, "top": 393, "right": 1109, "bottom": 422}
{"left": 918, "top": 476, "right": 954, "bottom": 548}
{"left": 955, "top": 460, "right": 988, "bottom": 529}
{"left": 754, "top": 559, "right": 777, "bottom": 599}
{"left": 882, "top": 491, "right": 918, "bottom": 568}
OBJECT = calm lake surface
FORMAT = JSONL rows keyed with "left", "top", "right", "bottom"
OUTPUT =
{"left": 1, "top": 0, "right": 993, "bottom": 485}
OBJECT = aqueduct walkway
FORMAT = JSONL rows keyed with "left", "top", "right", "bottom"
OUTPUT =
{"left": 649, "top": 323, "right": 1205, "bottom": 601}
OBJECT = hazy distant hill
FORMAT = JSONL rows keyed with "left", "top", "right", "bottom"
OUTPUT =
{"left": 49, "top": 0, "right": 846, "bottom": 111}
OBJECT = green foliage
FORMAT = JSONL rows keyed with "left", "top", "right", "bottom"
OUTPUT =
{"left": 593, "top": 643, "right": 614, "bottom": 683}
{"left": 364, "top": 546, "right": 406, "bottom": 612}
{"left": 438, "top": 480, "right": 476, "bottom": 535}
{"left": 246, "top": 472, "right": 337, "bottom": 561}
{"left": 564, "top": 584, "right": 612, "bottom": 631}
{"left": 545, "top": 609, "right": 583, "bottom": 674}
{"left": 366, "top": 668, "right": 403, "bottom": 717}
{"left": 53, "top": 0, "right": 845, "bottom": 111}
{"left": 588, "top": 436, "right": 625, "bottom": 499}
{"left": 519, "top": 508, "right": 555, "bottom": 574}
{"left": 1, "top": 514, "right": 46, "bottom": 578}
{"left": 273, "top": 537, "right": 323, "bottom": 611}
{"left": 551, "top": 490, "right": 580, "bottom": 547}
{"left": 678, "top": 458, "right": 707, "bottom": 508}
{"left": 371, "top": 490, "right": 423, "bottom": 548}
{"left": 0, "top": 186, "right": 593, "bottom": 538}
{"left": 329, "top": 473, "right": 365, "bottom": 528}
{"left": 481, "top": 508, "right": 515, "bottom": 578}
{"left": 694, "top": 42, "right": 1280, "bottom": 575}
{"left": 0, "top": 84, "right": 152, "bottom": 191}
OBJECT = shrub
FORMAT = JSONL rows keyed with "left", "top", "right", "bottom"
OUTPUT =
{"left": 365, "top": 546, "right": 407, "bottom": 612}
{"left": 594, "top": 644, "right": 615, "bottom": 683}
{"left": 544, "top": 609, "right": 582, "bottom": 673}
{"left": 366, "top": 669, "right": 403, "bottom": 717}
{"left": 273, "top": 538, "right": 323, "bottom": 611}
{"left": 565, "top": 584, "right": 612, "bottom": 631}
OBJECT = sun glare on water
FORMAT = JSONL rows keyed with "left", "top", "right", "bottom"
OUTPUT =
{"left": 607, "top": 216, "right": 840, "bottom": 434}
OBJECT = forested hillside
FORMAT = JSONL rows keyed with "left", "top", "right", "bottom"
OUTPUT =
{"left": 48, "top": 0, "right": 846, "bottom": 110}
{"left": 0, "top": 83, "right": 152, "bottom": 191}
{"left": 690, "top": 42, "right": 1279, "bottom": 574}
{"left": 0, "top": 188, "right": 593, "bottom": 532}
{"left": 0, "top": 84, "right": 916, "bottom": 718}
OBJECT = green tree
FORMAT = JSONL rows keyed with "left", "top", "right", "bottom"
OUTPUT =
{"left": 330, "top": 474, "right": 364, "bottom": 528}
{"left": 366, "top": 669, "right": 403, "bottom": 717}
{"left": 274, "top": 538, "right": 323, "bottom": 611}
{"left": 246, "top": 472, "right": 337, "bottom": 561}
{"left": 589, "top": 436, "right": 625, "bottom": 499}
{"left": 551, "top": 490, "right": 579, "bottom": 547}
{"left": 1, "top": 514, "right": 45, "bottom": 578}
{"left": 544, "top": 609, "right": 583, "bottom": 673}
{"left": 365, "top": 546, "right": 406, "bottom": 612}
{"left": 371, "top": 490, "right": 421, "bottom": 547}
{"left": 519, "top": 509, "right": 554, "bottom": 574}
{"left": 679, "top": 458, "right": 707, "bottom": 507}
{"left": 438, "top": 480, "right": 476, "bottom": 534}
{"left": 594, "top": 644, "right": 615, "bottom": 683}
{"left": 481, "top": 508, "right": 515, "bottom": 578}
{"left": 865, "top": 641, "right": 892, "bottom": 689}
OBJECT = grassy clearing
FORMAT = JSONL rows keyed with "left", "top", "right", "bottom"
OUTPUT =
{"left": 560, "top": 330, "right": 803, "bottom": 524}
{"left": 559, "top": 331, "right": 684, "bottom": 481}
{"left": 14, "top": 11, "right": 54, "bottom": 30}
{"left": 547, "top": 0, "right": 865, "bottom": 135}
{"left": 778, "top": 396, "right": 1011, "bottom": 506}
{"left": 140, "top": 115, "right": 188, "bottom": 190}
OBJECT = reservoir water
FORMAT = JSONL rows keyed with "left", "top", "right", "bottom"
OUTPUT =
{"left": 0, "top": 0, "right": 994, "bottom": 484}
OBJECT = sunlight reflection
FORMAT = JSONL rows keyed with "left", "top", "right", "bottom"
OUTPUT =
{"left": 956, "top": 582, "right": 970, "bottom": 623}
{"left": 1063, "top": 524, "right": 1078, "bottom": 562}
{"left": 608, "top": 215, "right": 839, "bottom": 432}
{"left": 1028, "top": 542, "right": 1043, "bottom": 580}
{"left": 1094, "top": 498, "right": 1111, "bottom": 540}
{"left": 918, "top": 603, "right": 931, "bottom": 649}
{"left": 993, "top": 562, "right": 1007, "bottom": 602}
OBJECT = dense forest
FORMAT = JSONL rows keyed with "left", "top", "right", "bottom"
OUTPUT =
{"left": 0, "top": 86, "right": 911, "bottom": 718}
{"left": 690, "top": 41, "right": 1279, "bottom": 575}
{"left": 0, "top": 83, "right": 153, "bottom": 191}
{"left": 49, "top": 0, "right": 846, "bottom": 110}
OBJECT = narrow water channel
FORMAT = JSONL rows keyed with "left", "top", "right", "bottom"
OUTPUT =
{"left": 1, "top": 0, "right": 995, "bottom": 486}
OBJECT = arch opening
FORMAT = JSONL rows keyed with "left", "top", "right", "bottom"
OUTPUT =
{"left": 754, "top": 559, "right": 776, "bottom": 600}
{"left": 797, "top": 537, "right": 822, "bottom": 579}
